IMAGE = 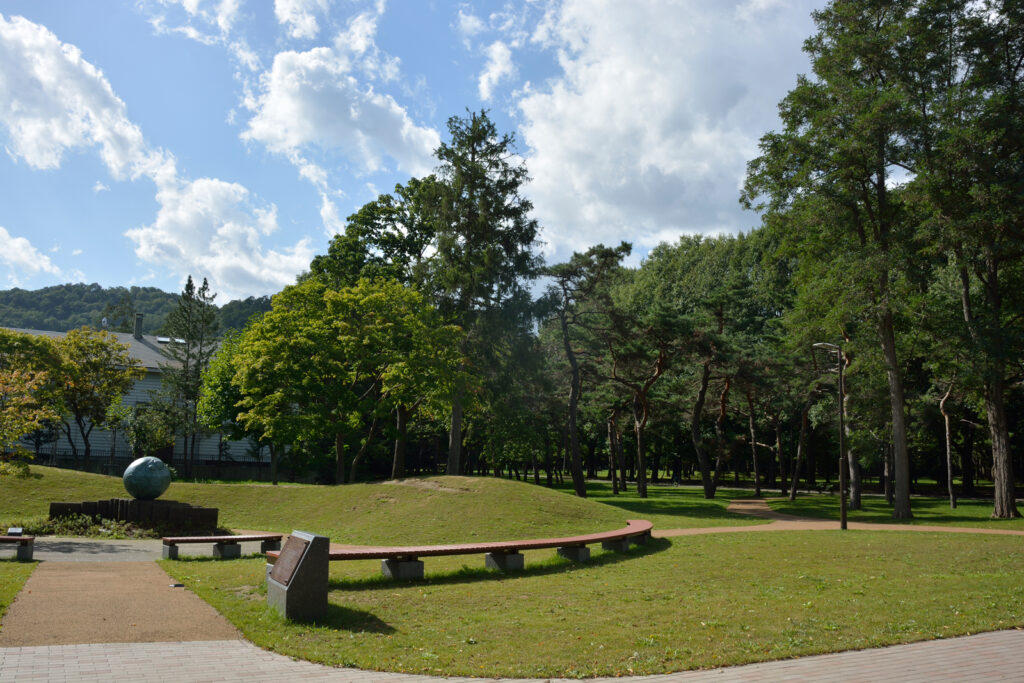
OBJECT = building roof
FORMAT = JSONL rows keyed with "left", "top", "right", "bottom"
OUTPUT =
{"left": 3, "top": 327, "right": 178, "bottom": 371}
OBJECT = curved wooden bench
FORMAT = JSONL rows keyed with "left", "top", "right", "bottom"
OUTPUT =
{"left": 162, "top": 534, "right": 283, "bottom": 559}
{"left": 266, "top": 520, "right": 652, "bottom": 578}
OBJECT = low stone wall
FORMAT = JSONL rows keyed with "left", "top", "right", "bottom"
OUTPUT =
{"left": 49, "top": 499, "right": 218, "bottom": 529}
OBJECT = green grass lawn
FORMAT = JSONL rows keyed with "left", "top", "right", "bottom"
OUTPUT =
{"left": 770, "top": 493, "right": 1024, "bottom": 530}
{"left": 0, "top": 560, "right": 35, "bottom": 629}
{"left": 162, "top": 531, "right": 1024, "bottom": 677}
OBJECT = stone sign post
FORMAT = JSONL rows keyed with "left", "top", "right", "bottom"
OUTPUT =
{"left": 266, "top": 530, "right": 329, "bottom": 621}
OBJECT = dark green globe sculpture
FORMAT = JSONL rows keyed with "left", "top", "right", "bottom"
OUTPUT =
{"left": 123, "top": 456, "right": 171, "bottom": 500}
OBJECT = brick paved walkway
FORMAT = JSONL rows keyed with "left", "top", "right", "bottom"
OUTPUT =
{"left": 2, "top": 629, "right": 1023, "bottom": 682}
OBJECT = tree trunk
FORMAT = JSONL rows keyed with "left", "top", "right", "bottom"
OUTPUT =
{"left": 959, "top": 420, "right": 976, "bottom": 496}
{"left": 745, "top": 389, "right": 761, "bottom": 497}
{"left": 447, "top": 390, "right": 464, "bottom": 476}
{"left": 940, "top": 385, "right": 956, "bottom": 509}
{"left": 789, "top": 398, "right": 813, "bottom": 502}
{"left": 883, "top": 443, "right": 894, "bottom": 505}
{"left": 391, "top": 404, "right": 409, "bottom": 479}
{"left": 986, "top": 377, "right": 1020, "bottom": 518}
{"left": 878, "top": 309, "right": 912, "bottom": 519}
{"left": 633, "top": 395, "right": 649, "bottom": 499}
{"left": 843, "top": 364, "right": 861, "bottom": 511}
{"left": 559, "top": 308, "right": 587, "bottom": 497}
{"left": 775, "top": 417, "right": 786, "bottom": 495}
{"left": 714, "top": 379, "right": 730, "bottom": 490}
{"left": 607, "top": 412, "right": 619, "bottom": 494}
{"left": 690, "top": 361, "right": 715, "bottom": 498}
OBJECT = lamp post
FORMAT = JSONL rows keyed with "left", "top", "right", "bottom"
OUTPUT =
{"left": 813, "top": 342, "right": 847, "bottom": 530}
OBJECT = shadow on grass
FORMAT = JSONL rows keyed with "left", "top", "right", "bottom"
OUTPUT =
{"left": 293, "top": 602, "right": 397, "bottom": 633}
{"left": 771, "top": 498, "right": 1019, "bottom": 526}
{"left": 595, "top": 497, "right": 747, "bottom": 520}
{"left": 328, "top": 537, "right": 672, "bottom": 592}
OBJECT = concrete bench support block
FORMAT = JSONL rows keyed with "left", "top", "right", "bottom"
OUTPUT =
{"left": 601, "top": 538, "right": 631, "bottom": 553}
{"left": 631, "top": 531, "right": 652, "bottom": 546}
{"left": 485, "top": 551, "right": 524, "bottom": 572}
{"left": 16, "top": 540, "right": 33, "bottom": 561}
{"left": 214, "top": 542, "right": 242, "bottom": 559}
{"left": 557, "top": 546, "right": 590, "bottom": 563}
{"left": 162, "top": 544, "right": 179, "bottom": 560}
{"left": 381, "top": 558, "right": 424, "bottom": 580}
{"left": 261, "top": 539, "right": 282, "bottom": 553}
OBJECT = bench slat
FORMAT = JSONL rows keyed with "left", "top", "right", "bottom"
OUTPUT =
{"left": 163, "top": 534, "right": 282, "bottom": 546}
{"left": 0, "top": 536, "right": 34, "bottom": 545}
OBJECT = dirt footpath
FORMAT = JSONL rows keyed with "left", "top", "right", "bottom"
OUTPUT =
{"left": 0, "top": 561, "right": 239, "bottom": 647}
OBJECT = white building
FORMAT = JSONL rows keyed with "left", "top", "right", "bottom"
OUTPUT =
{"left": 7, "top": 314, "right": 264, "bottom": 476}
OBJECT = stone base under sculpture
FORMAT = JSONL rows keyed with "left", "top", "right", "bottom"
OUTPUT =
{"left": 49, "top": 499, "right": 218, "bottom": 529}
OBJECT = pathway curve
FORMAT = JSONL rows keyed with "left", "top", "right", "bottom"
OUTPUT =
{"left": 2, "top": 508, "right": 1024, "bottom": 681}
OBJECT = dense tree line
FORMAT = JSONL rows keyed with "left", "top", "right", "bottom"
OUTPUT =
{"left": 0, "top": 283, "right": 269, "bottom": 333}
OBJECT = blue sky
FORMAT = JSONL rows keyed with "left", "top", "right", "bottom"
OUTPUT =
{"left": 0, "top": 0, "right": 821, "bottom": 301}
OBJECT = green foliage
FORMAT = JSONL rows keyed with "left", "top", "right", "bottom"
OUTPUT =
{"left": 0, "top": 329, "right": 59, "bottom": 459}
{"left": 233, "top": 278, "right": 465, "bottom": 483}
{"left": 159, "top": 276, "right": 219, "bottom": 475}
{"left": 51, "top": 328, "right": 144, "bottom": 459}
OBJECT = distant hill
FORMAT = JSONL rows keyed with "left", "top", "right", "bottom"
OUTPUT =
{"left": 0, "top": 283, "right": 272, "bottom": 334}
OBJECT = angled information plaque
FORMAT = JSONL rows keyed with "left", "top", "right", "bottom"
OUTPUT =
{"left": 269, "top": 536, "right": 309, "bottom": 586}
{"left": 266, "top": 530, "right": 328, "bottom": 620}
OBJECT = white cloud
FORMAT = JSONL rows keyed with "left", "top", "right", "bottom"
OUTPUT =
{"left": 146, "top": 0, "right": 241, "bottom": 42}
{"left": 333, "top": 10, "right": 400, "bottom": 82}
{"left": 93, "top": 181, "right": 110, "bottom": 192}
{"left": 275, "top": 0, "right": 330, "bottom": 40}
{"left": 0, "top": 13, "right": 316, "bottom": 299}
{"left": 242, "top": 46, "right": 439, "bottom": 178}
{"left": 517, "top": 0, "right": 817, "bottom": 261}
{"left": 0, "top": 14, "right": 158, "bottom": 179}
{"left": 478, "top": 41, "right": 515, "bottom": 101}
{"left": 0, "top": 226, "right": 60, "bottom": 276}
{"left": 72, "top": 248, "right": 83, "bottom": 256}
{"left": 126, "top": 177, "right": 315, "bottom": 298}
{"left": 456, "top": 9, "right": 485, "bottom": 45}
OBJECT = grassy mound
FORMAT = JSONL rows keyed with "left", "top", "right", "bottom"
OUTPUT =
{"left": 1, "top": 467, "right": 638, "bottom": 543}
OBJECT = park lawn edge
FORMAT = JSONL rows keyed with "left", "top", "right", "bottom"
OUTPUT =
{"left": 161, "top": 530, "right": 1024, "bottom": 678}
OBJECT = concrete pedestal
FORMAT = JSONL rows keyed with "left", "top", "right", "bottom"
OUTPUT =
{"left": 162, "top": 544, "right": 178, "bottom": 560}
{"left": 557, "top": 546, "right": 590, "bottom": 562}
{"left": 631, "top": 531, "right": 651, "bottom": 545}
{"left": 381, "top": 558, "right": 424, "bottom": 580}
{"left": 16, "top": 539, "right": 33, "bottom": 561}
{"left": 213, "top": 542, "right": 241, "bottom": 559}
{"left": 601, "top": 538, "right": 631, "bottom": 553}
{"left": 485, "top": 551, "right": 525, "bottom": 571}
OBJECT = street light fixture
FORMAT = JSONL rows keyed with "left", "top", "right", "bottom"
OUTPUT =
{"left": 813, "top": 342, "right": 847, "bottom": 530}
